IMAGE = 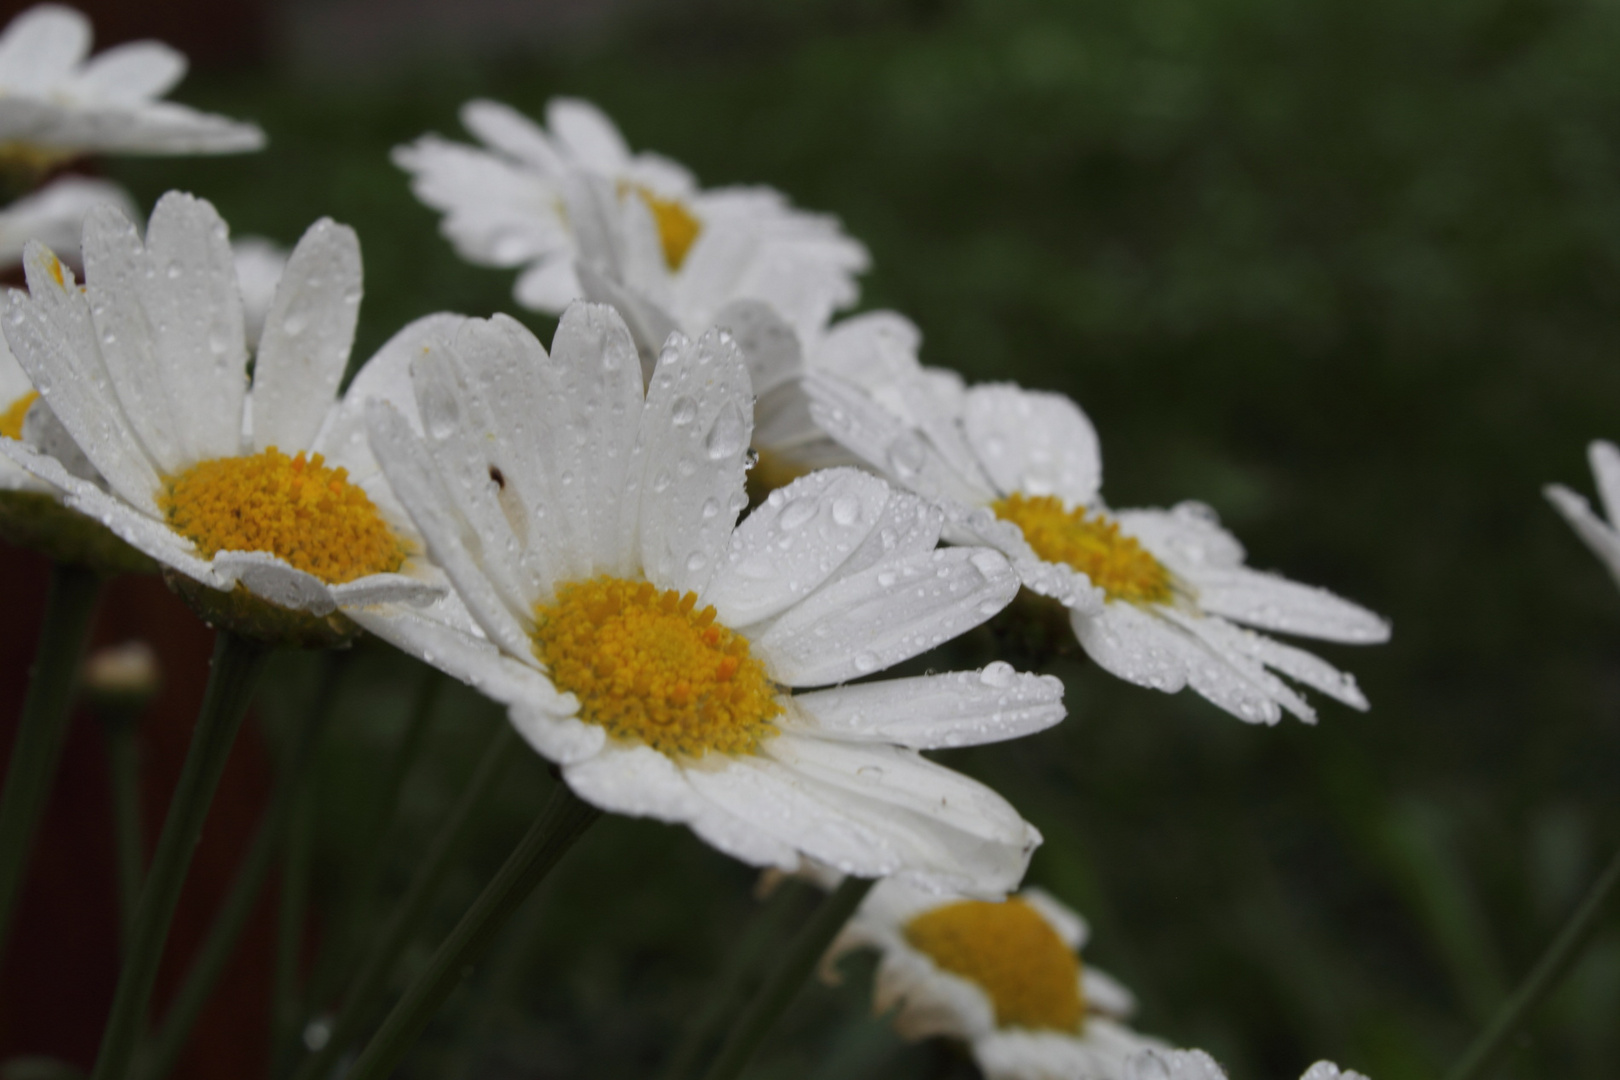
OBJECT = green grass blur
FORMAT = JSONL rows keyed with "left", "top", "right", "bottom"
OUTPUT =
{"left": 107, "top": 0, "right": 1620, "bottom": 1077}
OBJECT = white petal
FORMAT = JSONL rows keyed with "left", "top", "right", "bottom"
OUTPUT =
{"left": 873, "top": 946, "right": 996, "bottom": 1041}
{"left": 1193, "top": 614, "right": 1370, "bottom": 711}
{"left": 1300, "top": 1063, "right": 1370, "bottom": 1080}
{"left": 328, "top": 573, "right": 445, "bottom": 609}
{"left": 0, "top": 6, "right": 90, "bottom": 94}
{"left": 513, "top": 256, "right": 581, "bottom": 313}
{"left": 545, "top": 97, "right": 632, "bottom": 174}
{"left": 1589, "top": 440, "right": 1620, "bottom": 527}
{"left": 364, "top": 400, "right": 536, "bottom": 661}
{"left": 1019, "top": 887, "right": 1087, "bottom": 950}
{"left": 461, "top": 98, "right": 562, "bottom": 172}
{"left": 753, "top": 547, "right": 1018, "bottom": 687}
{"left": 706, "top": 467, "right": 890, "bottom": 627}
{"left": 72, "top": 41, "right": 185, "bottom": 102}
{"left": 787, "top": 666, "right": 1065, "bottom": 749}
{"left": 211, "top": 551, "right": 337, "bottom": 615}
{"left": 1126, "top": 1048, "right": 1229, "bottom": 1080}
{"left": 1546, "top": 483, "right": 1620, "bottom": 589}
{"left": 1113, "top": 503, "right": 1247, "bottom": 570}
{"left": 631, "top": 328, "right": 753, "bottom": 595}
{"left": 347, "top": 600, "right": 561, "bottom": 707}
{"left": 1159, "top": 607, "right": 1317, "bottom": 723}
{"left": 529, "top": 301, "right": 645, "bottom": 582}
{"left": 5, "top": 254, "right": 162, "bottom": 513}
{"left": 826, "top": 486, "right": 945, "bottom": 581}
{"left": 1082, "top": 966, "right": 1138, "bottom": 1019}
{"left": 508, "top": 701, "right": 605, "bottom": 766}
{"left": 561, "top": 742, "right": 705, "bottom": 820}
{"left": 713, "top": 298, "right": 802, "bottom": 397}
{"left": 963, "top": 383, "right": 1101, "bottom": 506}
{"left": 574, "top": 258, "right": 680, "bottom": 369}
{"left": 947, "top": 502, "right": 1106, "bottom": 615}
{"left": 251, "top": 218, "right": 361, "bottom": 453}
{"left": 1070, "top": 602, "right": 1190, "bottom": 695}
{"left": 392, "top": 135, "right": 570, "bottom": 269}
{"left": 1190, "top": 565, "right": 1390, "bottom": 644}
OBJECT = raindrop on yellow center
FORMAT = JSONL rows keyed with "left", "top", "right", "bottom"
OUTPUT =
{"left": 533, "top": 576, "right": 781, "bottom": 758}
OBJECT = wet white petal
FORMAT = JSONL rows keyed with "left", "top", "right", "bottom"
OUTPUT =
{"left": 788, "top": 667, "right": 1064, "bottom": 749}
{"left": 962, "top": 383, "right": 1101, "bottom": 506}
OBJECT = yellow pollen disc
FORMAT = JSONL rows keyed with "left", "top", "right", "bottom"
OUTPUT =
{"left": 0, "top": 391, "right": 39, "bottom": 440}
{"left": 160, "top": 447, "right": 405, "bottom": 585}
{"left": 992, "top": 492, "right": 1173, "bottom": 605}
{"left": 624, "top": 183, "right": 702, "bottom": 270}
{"left": 533, "top": 576, "right": 782, "bottom": 758}
{"left": 904, "top": 898, "right": 1085, "bottom": 1033}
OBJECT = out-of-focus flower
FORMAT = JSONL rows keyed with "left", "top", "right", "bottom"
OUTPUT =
{"left": 1544, "top": 440, "right": 1620, "bottom": 591}
{"left": 82, "top": 639, "right": 160, "bottom": 708}
{"left": 393, "top": 97, "right": 868, "bottom": 357}
{"left": 1125, "top": 1049, "right": 1370, "bottom": 1080}
{"left": 0, "top": 173, "right": 135, "bottom": 266}
{"left": 231, "top": 235, "right": 288, "bottom": 347}
{"left": 0, "top": 191, "right": 446, "bottom": 643}
{"left": 828, "top": 879, "right": 1162, "bottom": 1080}
{"left": 360, "top": 301, "right": 1059, "bottom": 896}
{"left": 808, "top": 372, "right": 1390, "bottom": 724}
{"left": 0, "top": 3, "right": 263, "bottom": 175}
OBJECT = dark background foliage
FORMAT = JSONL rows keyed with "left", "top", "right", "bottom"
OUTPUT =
{"left": 4, "top": 0, "right": 1620, "bottom": 1077}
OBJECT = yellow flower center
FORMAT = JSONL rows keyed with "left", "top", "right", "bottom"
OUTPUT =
{"left": 992, "top": 492, "right": 1173, "bottom": 605}
{"left": 0, "top": 391, "right": 39, "bottom": 440}
{"left": 160, "top": 447, "right": 405, "bottom": 585}
{"left": 904, "top": 898, "right": 1086, "bottom": 1033}
{"left": 0, "top": 142, "right": 77, "bottom": 181}
{"left": 533, "top": 576, "right": 781, "bottom": 758}
{"left": 624, "top": 183, "right": 702, "bottom": 270}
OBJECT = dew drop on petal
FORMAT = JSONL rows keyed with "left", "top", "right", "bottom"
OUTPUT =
{"left": 779, "top": 498, "right": 816, "bottom": 531}
{"left": 831, "top": 497, "right": 860, "bottom": 526}
{"left": 978, "top": 661, "right": 1015, "bottom": 689}
{"left": 670, "top": 395, "right": 697, "bottom": 426}
{"left": 704, "top": 400, "right": 748, "bottom": 460}
{"left": 853, "top": 651, "right": 879, "bottom": 673}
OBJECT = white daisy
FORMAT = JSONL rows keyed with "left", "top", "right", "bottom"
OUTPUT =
{"left": 827, "top": 878, "right": 1163, "bottom": 1080}
{"left": 357, "top": 299, "right": 1060, "bottom": 896}
{"left": 0, "top": 191, "right": 448, "bottom": 639}
{"left": 0, "top": 4, "right": 263, "bottom": 172}
{"left": 1126, "top": 1049, "right": 1369, "bottom": 1080}
{"left": 392, "top": 96, "right": 868, "bottom": 354}
{"left": 1544, "top": 440, "right": 1620, "bottom": 592}
{"left": 806, "top": 370, "right": 1391, "bottom": 724}
{"left": 0, "top": 173, "right": 135, "bottom": 267}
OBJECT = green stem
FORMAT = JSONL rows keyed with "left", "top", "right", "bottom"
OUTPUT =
{"left": 0, "top": 563, "right": 101, "bottom": 957}
{"left": 288, "top": 721, "right": 519, "bottom": 1080}
{"left": 90, "top": 631, "right": 271, "bottom": 1080}
{"left": 698, "top": 876, "right": 875, "bottom": 1080}
{"left": 102, "top": 710, "right": 146, "bottom": 948}
{"left": 342, "top": 782, "right": 600, "bottom": 1080}
{"left": 303, "top": 670, "right": 443, "bottom": 1015}
{"left": 659, "top": 880, "right": 811, "bottom": 1080}
{"left": 135, "top": 658, "right": 341, "bottom": 1080}
{"left": 1443, "top": 844, "right": 1620, "bottom": 1080}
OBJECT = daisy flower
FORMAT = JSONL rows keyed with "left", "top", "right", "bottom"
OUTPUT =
{"left": 806, "top": 371, "right": 1391, "bottom": 724}
{"left": 0, "top": 4, "right": 263, "bottom": 176}
{"left": 1544, "top": 440, "right": 1620, "bottom": 592}
{"left": 827, "top": 878, "right": 1163, "bottom": 1080}
{"left": 393, "top": 96, "right": 868, "bottom": 354}
{"left": 359, "top": 300, "right": 1061, "bottom": 895}
{"left": 1125, "top": 1049, "right": 1369, "bottom": 1080}
{"left": 0, "top": 191, "right": 447, "bottom": 642}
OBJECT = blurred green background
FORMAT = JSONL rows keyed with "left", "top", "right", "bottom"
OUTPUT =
{"left": 96, "top": 0, "right": 1620, "bottom": 1076}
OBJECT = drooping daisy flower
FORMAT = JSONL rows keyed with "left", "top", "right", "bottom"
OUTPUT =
{"left": 0, "top": 173, "right": 135, "bottom": 266}
{"left": 1544, "top": 440, "right": 1620, "bottom": 592}
{"left": 826, "top": 879, "right": 1163, "bottom": 1080}
{"left": 806, "top": 371, "right": 1391, "bottom": 724}
{"left": 0, "top": 4, "right": 263, "bottom": 177}
{"left": 358, "top": 300, "right": 1060, "bottom": 895}
{"left": 0, "top": 191, "right": 447, "bottom": 642}
{"left": 393, "top": 97, "right": 868, "bottom": 354}
{"left": 1125, "top": 1049, "right": 1369, "bottom": 1080}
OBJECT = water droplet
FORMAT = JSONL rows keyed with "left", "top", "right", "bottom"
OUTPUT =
{"left": 701, "top": 498, "right": 721, "bottom": 520}
{"left": 831, "top": 498, "right": 860, "bottom": 526}
{"left": 651, "top": 469, "right": 672, "bottom": 493}
{"left": 978, "top": 661, "right": 1015, "bottom": 688}
{"left": 886, "top": 434, "right": 927, "bottom": 481}
{"left": 779, "top": 498, "right": 816, "bottom": 531}
{"left": 969, "top": 551, "right": 1005, "bottom": 576}
{"left": 852, "top": 651, "right": 879, "bottom": 673}
{"left": 686, "top": 551, "right": 708, "bottom": 573}
{"left": 283, "top": 311, "right": 308, "bottom": 336}
{"left": 670, "top": 395, "right": 698, "bottom": 426}
{"left": 704, "top": 400, "right": 748, "bottom": 460}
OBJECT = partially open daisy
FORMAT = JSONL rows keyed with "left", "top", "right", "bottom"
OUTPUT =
{"left": 0, "top": 191, "right": 446, "bottom": 641}
{"left": 1544, "top": 440, "right": 1620, "bottom": 592}
{"left": 359, "top": 300, "right": 1060, "bottom": 895}
{"left": 807, "top": 372, "right": 1391, "bottom": 724}
{"left": 0, "top": 4, "right": 263, "bottom": 178}
{"left": 1125, "top": 1049, "right": 1369, "bottom": 1080}
{"left": 828, "top": 879, "right": 1163, "bottom": 1080}
{"left": 393, "top": 97, "right": 868, "bottom": 357}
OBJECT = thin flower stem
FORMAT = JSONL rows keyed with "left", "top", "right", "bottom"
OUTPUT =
{"left": 102, "top": 711, "right": 146, "bottom": 947}
{"left": 303, "top": 670, "right": 443, "bottom": 1014}
{"left": 658, "top": 880, "right": 811, "bottom": 1080}
{"left": 288, "top": 720, "right": 519, "bottom": 1080}
{"left": 0, "top": 563, "right": 102, "bottom": 957}
{"left": 90, "top": 631, "right": 272, "bottom": 1080}
{"left": 698, "top": 875, "right": 875, "bottom": 1080}
{"left": 342, "top": 782, "right": 600, "bottom": 1080}
{"left": 135, "top": 657, "right": 344, "bottom": 1080}
{"left": 1443, "top": 844, "right": 1620, "bottom": 1080}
